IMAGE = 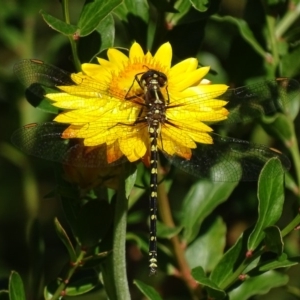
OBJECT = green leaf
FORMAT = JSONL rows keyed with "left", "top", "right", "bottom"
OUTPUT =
{"left": 64, "top": 275, "right": 98, "bottom": 296}
{"left": 190, "top": 0, "right": 210, "bottom": 12}
{"left": 210, "top": 227, "right": 252, "bottom": 289}
{"left": 82, "top": 250, "right": 111, "bottom": 268}
{"left": 77, "top": 200, "right": 113, "bottom": 247}
{"left": 45, "top": 270, "right": 99, "bottom": 297}
{"left": 261, "top": 114, "right": 295, "bottom": 143}
{"left": 212, "top": 15, "right": 266, "bottom": 59}
{"left": 126, "top": 232, "right": 149, "bottom": 253}
{"left": 157, "top": 221, "right": 182, "bottom": 239}
{"left": 264, "top": 226, "right": 283, "bottom": 255}
{"left": 78, "top": 0, "right": 122, "bottom": 36}
{"left": 124, "top": 164, "right": 137, "bottom": 199}
{"left": 185, "top": 217, "right": 226, "bottom": 272}
{"left": 96, "top": 14, "right": 115, "bottom": 52}
{"left": 54, "top": 218, "right": 76, "bottom": 261}
{"left": 113, "top": 0, "right": 149, "bottom": 46}
{"left": 258, "top": 253, "right": 300, "bottom": 271}
{"left": 134, "top": 280, "right": 163, "bottom": 300}
{"left": 24, "top": 86, "right": 60, "bottom": 114}
{"left": 9, "top": 272, "right": 26, "bottom": 300}
{"left": 181, "top": 180, "right": 237, "bottom": 243}
{"left": 192, "top": 266, "right": 226, "bottom": 299}
{"left": 114, "top": 0, "right": 149, "bottom": 23}
{"left": 248, "top": 158, "right": 285, "bottom": 251}
{"left": 40, "top": 10, "right": 78, "bottom": 35}
{"left": 229, "top": 270, "right": 289, "bottom": 300}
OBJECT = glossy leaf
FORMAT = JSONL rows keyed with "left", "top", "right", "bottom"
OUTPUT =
{"left": 113, "top": 0, "right": 149, "bottom": 46}
{"left": 81, "top": 250, "right": 111, "bottom": 269}
{"left": 77, "top": 14, "right": 115, "bottom": 63}
{"left": 9, "top": 272, "right": 26, "bottom": 300}
{"left": 124, "top": 164, "right": 137, "bottom": 199}
{"left": 96, "top": 14, "right": 115, "bottom": 52}
{"left": 78, "top": 0, "right": 122, "bottom": 36}
{"left": 210, "top": 228, "right": 252, "bottom": 289}
{"left": 248, "top": 158, "right": 285, "bottom": 251}
{"left": 64, "top": 276, "right": 98, "bottom": 296}
{"left": 185, "top": 217, "right": 226, "bottom": 272}
{"left": 46, "top": 270, "right": 99, "bottom": 297}
{"left": 77, "top": 200, "right": 113, "bottom": 247}
{"left": 157, "top": 221, "right": 182, "bottom": 239}
{"left": 126, "top": 232, "right": 149, "bottom": 253}
{"left": 261, "top": 113, "right": 295, "bottom": 143}
{"left": 212, "top": 15, "right": 266, "bottom": 58}
{"left": 181, "top": 180, "right": 237, "bottom": 243}
{"left": 114, "top": 0, "right": 149, "bottom": 23}
{"left": 229, "top": 270, "right": 289, "bottom": 300}
{"left": 134, "top": 280, "right": 162, "bottom": 300}
{"left": 190, "top": 0, "right": 210, "bottom": 12}
{"left": 25, "top": 87, "right": 60, "bottom": 114}
{"left": 264, "top": 225, "right": 283, "bottom": 255}
{"left": 258, "top": 253, "right": 300, "bottom": 271}
{"left": 40, "top": 10, "right": 78, "bottom": 35}
{"left": 54, "top": 217, "right": 76, "bottom": 261}
{"left": 192, "top": 266, "right": 226, "bottom": 299}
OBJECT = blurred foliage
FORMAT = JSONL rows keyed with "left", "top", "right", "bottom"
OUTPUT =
{"left": 1, "top": 0, "right": 300, "bottom": 299}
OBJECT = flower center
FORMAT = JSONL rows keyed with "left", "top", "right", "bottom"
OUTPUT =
{"left": 108, "top": 58, "right": 169, "bottom": 101}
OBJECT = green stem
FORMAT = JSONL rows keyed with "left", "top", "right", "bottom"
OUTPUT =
{"left": 50, "top": 249, "right": 86, "bottom": 300}
{"left": 219, "top": 248, "right": 264, "bottom": 290}
{"left": 102, "top": 166, "right": 131, "bottom": 300}
{"left": 61, "top": 0, "right": 81, "bottom": 71}
{"left": 287, "top": 123, "right": 300, "bottom": 194}
{"left": 281, "top": 212, "right": 300, "bottom": 237}
{"left": 265, "top": 14, "right": 279, "bottom": 73}
{"left": 275, "top": 3, "right": 300, "bottom": 39}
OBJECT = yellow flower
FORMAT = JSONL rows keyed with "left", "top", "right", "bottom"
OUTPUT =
{"left": 45, "top": 42, "right": 229, "bottom": 164}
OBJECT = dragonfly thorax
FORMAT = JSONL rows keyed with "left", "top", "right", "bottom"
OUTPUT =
{"left": 141, "top": 70, "right": 168, "bottom": 128}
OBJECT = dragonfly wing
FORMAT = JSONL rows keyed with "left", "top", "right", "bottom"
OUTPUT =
{"left": 163, "top": 133, "right": 290, "bottom": 181}
{"left": 218, "top": 78, "right": 300, "bottom": 124}
{"left": 11, "top": 122, "right": 128, "bottom": 168}
{"left": 14, "top": 59, "right": 75, "bottom": 98}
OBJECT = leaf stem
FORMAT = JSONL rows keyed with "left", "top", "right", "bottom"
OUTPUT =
{"left": 281, "top": 212, "right": 300, "bottom": 237}
{"left": 50, "top": 249, "right": 86, "bottom": 300}
{"left": 275, "top": 3, "right": 300, "bottom": 39}
{"left": 265, "top": 14, "right": 279, "bottom": 74}
{"left": 61, "top": 0, "right": 81, "bottom": 71}
{"left": 157, "top": 165, "right": 200, "bottom": 298}
{"left": 287, "top": 129, "right": 300, "bottom": 194}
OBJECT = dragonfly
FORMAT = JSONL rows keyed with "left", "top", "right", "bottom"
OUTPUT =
{"left": 12, "top": 59, "right": 298, "bottom": 275}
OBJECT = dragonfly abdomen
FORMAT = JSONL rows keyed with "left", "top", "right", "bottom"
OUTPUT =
{"left": 148, "top": 123, "right": 159, "bottom": 275}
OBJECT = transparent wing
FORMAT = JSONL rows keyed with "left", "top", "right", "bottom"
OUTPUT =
{"left": 13, "top": 60, "right": 293, "bottom": 180}
{"left": 14, "top": 60, "right": 300, "bottom": 122}
{"left": 14, "top": 59, "right": 129, "bottom": 102}
{"left": 164, "top": 133, "right": 290, "bottom": 182}
{"left": 11, "top": 122, "right": 128, "bottom": 167}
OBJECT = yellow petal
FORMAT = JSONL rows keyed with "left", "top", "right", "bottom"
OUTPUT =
{"left": 129, "top": 42, "right": 145, "bottom": 60}
{"left": 170, "top": 67, "right": 210, "bottom": 91}
{"left": 158, "top": 134, "right": 192, "bottom": 159}
{"left": 154, "top": 42, "right": 172, "bottom": 68}
{"left": 107, "top": 48, "right": 128, "bottom": 69}
{"left": 169, "top": 58, "right": 198, "bottom": 77}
